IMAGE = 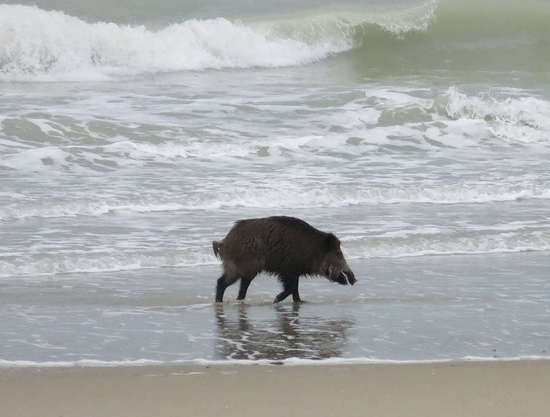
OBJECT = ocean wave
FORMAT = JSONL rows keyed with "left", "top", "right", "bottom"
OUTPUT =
{"left": 0, "top": 2, "right": 436, "bottom": 80}
{"left": 349, "top": 0, "right": 550, "bottom": 76}
{"left": 0, "top": 5, "right": 351, "bottom": 80}
{"left": 2, "top": 86, "right": 548, "bottom": 174}
{"left": 2, "top": 0, "right": 549, "bottom": 81}
{"left": 345, "top": 228, "right": 550, "bottom": 260}
{"left": 0, "top": 199, "right": 187, "bottom": 220}
{"left": 362, "top": 86, "right": 550, "bottom": 146}
{"left": 0, "top": 248, "right": 216, "bottom": 278}
{"left": 0, "top": 5, "right": 347, "bottom": 80}
{"left": 2, "top": 182, "right": 549, "bottom": 221}
{"left": 435, "top": 87, "right": 550, "bottom": 144}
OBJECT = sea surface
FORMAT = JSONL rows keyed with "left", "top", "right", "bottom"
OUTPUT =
{"left": 1, "top": 0, "right": 549, "bottom": 366}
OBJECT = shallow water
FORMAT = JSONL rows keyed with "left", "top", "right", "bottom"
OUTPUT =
{"left": 1, "top": 0, "right": 550, "bottom": 365}
{"left": 1, "top": 254, "right": 550, "bottom": 364}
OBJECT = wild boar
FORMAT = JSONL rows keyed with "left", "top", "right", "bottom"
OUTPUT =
{"left": 213, "top": 216, "right": 356, "bottom": 303}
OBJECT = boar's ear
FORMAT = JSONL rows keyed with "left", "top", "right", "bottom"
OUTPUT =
{"left": 323, "top": 233, "right": 339, "bottom": 250}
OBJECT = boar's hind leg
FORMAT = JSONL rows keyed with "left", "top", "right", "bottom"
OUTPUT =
{"left": 215, "top": 274, "right": 228, "bottom": 302}
{"left": 237, "top": 276, "right": 254, "bottom": 301}
{"left": 274, "top": 275, "right": 301, "bottom": 304}
{"left": 216, "top": 273, "right": 239, "bottom": 303}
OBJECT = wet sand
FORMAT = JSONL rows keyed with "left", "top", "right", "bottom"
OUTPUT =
{"left": 1, "top": 360, "right": 549, "bottom": 417}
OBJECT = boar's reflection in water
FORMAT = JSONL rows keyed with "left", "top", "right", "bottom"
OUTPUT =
{"left": 213, "top": 216, "right": 356, "bottom": 303}
{"left": 215, "top": 304, "right": 354, "bottom": 360}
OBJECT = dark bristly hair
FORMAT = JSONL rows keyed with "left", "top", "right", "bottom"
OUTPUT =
{"left": 213, "top": 216, "right": 355, "bottom": 303}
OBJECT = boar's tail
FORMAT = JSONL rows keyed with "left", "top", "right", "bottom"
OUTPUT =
{"left": 212, "top": 241, "right": 223, "bottom": 259}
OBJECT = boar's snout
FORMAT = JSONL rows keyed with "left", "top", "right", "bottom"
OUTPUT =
{"left": 327, "top": 261, "right": 356, "bottom": 286}
{"left": 332, "top": 268, "right": 356, "bottom": 286}
{"left": 323, "top": 234, "right": 357, "bottom": 286}
{"left": 344, "top": 269, "right": 357, "bottom": 285}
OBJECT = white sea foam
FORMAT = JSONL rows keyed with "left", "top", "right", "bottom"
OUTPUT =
{"left": 345, "top": 229, "right": 550, "bottom": 260}
{"left": 0, "top": 5, "right": 356, "bottom": 81}
{"left": 184, "top": 184, "right": 550, "bottom": 209}
{"left": 1, "top": 182, "right": 549, "bottom": 222}
{"left": 0, "top": 1, "right": 444, "bottom": 81}
{"left": 2, "top": 86, "right": 549, "bottom": 178}
{"left": 0, "top": 248, "right": 216, "bottom": 278}
{"left": 436, "top": 87, "right": 550, "bottom": 144}
{"left": 2, "top": 147, "right": 70, "bottom": 171}
{"left": 0, "top": 356, "right": 547, "bottom": 368}
{"left": 359, "top": 86, "right": 550, "bottom": 147}
{"left": 0, "top": 199, "right": 185, "bottom": 220}
{"left": 0, "top": 359, "right": 164, "bottom": 368}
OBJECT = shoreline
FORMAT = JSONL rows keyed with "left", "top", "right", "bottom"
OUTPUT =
{"left": 0, "top": 355, "right": 549, "bottom": 368}
{"left": 1, "top": 359, "right": 549, "bottom": 417}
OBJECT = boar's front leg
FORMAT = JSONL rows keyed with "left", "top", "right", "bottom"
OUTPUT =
{"left": 274, "top": 275, "right": 301, "bottom": 304}
{"left": 290, "top": 276, "right": 301, "bottom": 303}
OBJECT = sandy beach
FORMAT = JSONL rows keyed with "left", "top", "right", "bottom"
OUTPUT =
{"left": 1, "top": 360, "right": 549, "bottom": 417}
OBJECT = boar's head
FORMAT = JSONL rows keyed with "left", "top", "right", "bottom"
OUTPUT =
{"left": 319, "top": 233, "right": 356, "bottom": 286}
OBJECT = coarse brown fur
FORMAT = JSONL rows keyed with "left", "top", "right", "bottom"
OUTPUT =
{"left": 214, "top": 216, "right": 356, "bottom": 303}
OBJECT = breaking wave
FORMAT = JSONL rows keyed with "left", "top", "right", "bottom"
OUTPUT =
{"left": 2, "top": 0, "right": 549, "bottom": 81}
{"left": 0, "top": 2, "right": 435, "bottom": 80}
{"left": 2, "top": 181, "right": 550, "bottom": 222}
{"left": 0, "top": 248, "right": 215, "bottom": 278}
{"left": 435, "top": 87, "right": 550, "bottom": 144}
{"left": 2, "top": 86, "right": 550, "bottom": 175}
